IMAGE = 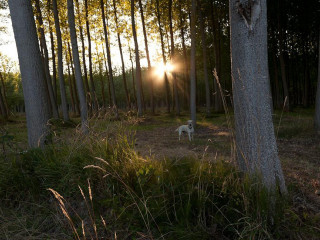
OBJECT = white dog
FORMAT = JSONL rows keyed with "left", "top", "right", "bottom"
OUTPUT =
{"left": 175, "top": 120, "right": 194, "bottom": 141}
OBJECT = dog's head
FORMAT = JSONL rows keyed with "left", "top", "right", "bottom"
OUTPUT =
{"left": 187, "top": 120, "right": 193, "bottom": 129}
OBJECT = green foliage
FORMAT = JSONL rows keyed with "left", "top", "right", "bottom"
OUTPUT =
{"left": 0, "top": 122, "right": 319, "bottom": 239}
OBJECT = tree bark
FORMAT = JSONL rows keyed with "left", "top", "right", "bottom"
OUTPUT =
{"left": 67, "top": 0, "right": 89, "bottom": 132}
{"left": 34, "top": 0, "right": 59, "bottom": 119}
{"left": 9, "top": 0, "right": 51, "bottom": 147}
{"left": 0, "top": 72, "right": 9, "bottom": 117}
{"left": 84, "top": 0, "right": 98, "bottom": 111}
{"left": 113, "top": 0, "right": 130, "bottom": 109}
{"left": 155, "top": 0, "right": 170, "bottom": 113}
{"left": 49, "top": 19, "right": 57, "bottom": 101}
{"left": 100, "top": 0, "right": 118, "bottom": 117}
{"left": 190, "top": 0, "right": 197, "bottom": 125}
{"left": 198, "top": 1, "right": 210, "bottom": 116}
{"left": 68, "top": 41, "right": 80, "bottom": 115}
{"left": 178, "top": 2, "right": 189, "bottom": 109}
{"left": 74, "top": 0, "right": 91, "bottom": 109}
{"left": 314, "top": 32, "right": 320, "bottom": 134}
{"left": 230, "top": 0, "right": 287, "bottom": 193}
{"left": 169, "top": 0, "right": 180, "bottom": 116}
{"left": 52, "top": 0, "right": 70, "bottom": 121}
{"left": 0, "top": 80, "right": 7, "bottom": 119}
{"left": 138, "top": 0, "right": 154, "bottom": 114}
{"left": 131, "top": 0, "right": 143, "bottom": 116}
{"left": 211, "top": 2, "right": 223, "bottom": 112}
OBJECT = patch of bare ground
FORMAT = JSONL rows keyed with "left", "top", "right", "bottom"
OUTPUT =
{"left": 278, "top": 137, "right": 320, "bottom": 210}
{"left": 134, "top": 119, "right": 232, "bottom": 161}
{"left": 134, "top": 117, "right": 320, "bottom": 212}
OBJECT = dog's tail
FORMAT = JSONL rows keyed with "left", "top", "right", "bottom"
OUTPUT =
{"left": 175, "top": 128, "right": 179, "bottom": 132}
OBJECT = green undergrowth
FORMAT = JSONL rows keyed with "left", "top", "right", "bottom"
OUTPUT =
{"left": 0, "top": 123, "right": 319, "bottom": 239}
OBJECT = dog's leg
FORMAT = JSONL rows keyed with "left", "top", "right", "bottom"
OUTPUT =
{"left": 188, "top": 132, "right": 191, "bottom": 141}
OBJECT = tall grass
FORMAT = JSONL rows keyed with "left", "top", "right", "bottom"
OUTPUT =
{"left": 0, "top": 115, "right": 319, "bottom": 239}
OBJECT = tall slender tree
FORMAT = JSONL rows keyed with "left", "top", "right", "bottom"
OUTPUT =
{"left": 9, "top": 0, "right": 50, "bottom": 147}
{"left": 155, "top": 0, "right": 170, "bottom": 113}
{"left": 131, "top": 0, "right": 143, "bottom": 116}
{"left": 113, "top": 0, "right": 130, "bottom": 109}
{"left": 198, "top": 1, "right": 210, "bottom": 116}
{"left": 52, "top": 0, "right": 70, "bottom": 121}
{"left": 315, "top": 32, "right": 320, "bottom": 134}
{"left": 84, "top": 0, "right": 98, "bottom": 111}
{"left": 138, "top": 0, "right": 154, "bottom": 114}
{"left": 169, "top": 0, "right": 180, "bottom": 115}
{"left": 190, "top": 0, "right": 196, "bottom": 125}
{"left": 34, "top": 0, "right": 59, "bottom": 118}
{"left": 67, "top": 0, "right": 88, "bottom": 133}
{"left": 230, "top": 0, "right": 286, "bottom": 193}
{"left": 100, "top": 0, "right": 118, "bottom": 117}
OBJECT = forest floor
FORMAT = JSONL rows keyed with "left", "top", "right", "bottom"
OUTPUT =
{"left": 132, "top": 109, "right": 320, "bottom": 211}
{"left": 1, "top": 108, "right": 320, "bottom": 239}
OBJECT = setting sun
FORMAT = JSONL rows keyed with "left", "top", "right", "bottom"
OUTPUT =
{"left": 154, "top": 62, "right": 174, "bottom": 76}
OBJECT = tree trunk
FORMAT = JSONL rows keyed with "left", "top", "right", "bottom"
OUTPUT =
{"left": 84, "top": 0, "right": 98, "bottom": 111}
{"left": 198, "top": 1, "right": 210, "bottom": 116}
{"left": 66, "top": 56, "right": 76, "bottom": 114}
{"left": 230, "top": 0, "right": 287, "bottom": 193}
{"left": 314, "top": 32, "right": 320, "bottom": 134}
{"left": 67, "top": 0, "right": 88, "bottom": 133}
{"left": 190, "top": 0, "right": 196, "bottom": 125}
{"left": 169, "top": 0, "right": 180, "bottom": 116}
{"left": 113, "top": 0, "right": 130, "bottom": 109}
{"left": 155, "top": 0, "right": 170, "bottom": 113}
{"left": 211, "top": 2, "right": 223, "bottom": 112}
{"left": 0, "top": 72, "right": 9, "bottom": 117}
{"left": 129, "top": 47, "right": 137, "bottom": 110}
{"left": 52, "top": 0, "right": 70, "bottom": 121}
{"left": 34, "top": 0, "right": 59, "bottom": 119}
{"left": 138, "top": 0, "right": 154, "bottom": 114}
{"left": 0, "top": 81, "right": 7, "bottom": 119}
{"left": 178, "top": 2, "right": 189, "bottom": 109}
{"left": 74, "top": 0, "right": 90, "bottom": 96}
{"left": 68, "top": 41, "right": 80, "bottom": 115}
{"left": 9, "top": 0, "right": 51, "bottom": 147}
{"left": 49, "top": 20, "right": 57, "bottom": 101}
{"left": 102, "top": 47, "right": 112, "bottom": 106}
{"left": 131, "top": 0, "right": 143, "bottom": 116}
{"left": 100, "top": 0, "right": 118, "bottom": 117}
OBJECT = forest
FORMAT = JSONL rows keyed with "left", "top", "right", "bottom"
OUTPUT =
{"left": 0, "top": 0, "right": 320, "bottom": 239}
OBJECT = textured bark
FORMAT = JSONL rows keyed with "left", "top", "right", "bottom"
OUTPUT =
{"left": 66, "top": 57, "right": 76, "bottom": 114}
{"left": 129, "top": 47, "right": 137, "bottom": 110}
{"left": 155, "top": 0, "right": 170, "bottom": 113}
{"left": 198, "top": 2, "right": 210, "bottom": 116}
{"left": 0, "top": 72, "right": 8, "bottom": 117}
{"left": 211, "top": 2, "right": 223, "bottom": 112}
{"left": 74, "top": 0, "right": 90, "bottom": 99}
{"left": 230, "top": 0, "right": 286, "bottom": 193}
{"left": 52, "top": 0, "right": 70, "bottom": 121}
{"left": 102, "top": 47, "right": 112, "bottom": 106}
{"left": 67, "top": 0, "right": 88, "bottom": 132}
{"left": 138, "top": 0, "right": 154, "bottom": 114}
{"left": 315, "top": 32, "right": 320, "bottom": 134}
{"left": 34, "top": 0, "right": 59, "bottom": 119}
{"left": 100, "top": 0, "right": 118, "bottom": 117}
{"left": 169, "top": 0, "right": 180, "bottom": 116}
{"left": 131, "top": 0, "right": 143, "bottom": 116}
{"left": 68, "top": 42, "right": 80, "bottom": 115}
{"left": 84, "top": 0, "right": 98, "bottom": 111}
{"left": 190, "top": 0, "right": 196, "bottom": 124}
{"left": 49, "top": 21, "right": 57, "bottom": 101}
{"left": 113, "top": 0, "right": 130, "bottom": 109}
{"left": 0, "top": 81, "right": 7, "bottom": 119}
{"left": 178, "top": 2, "right": 189, "bottom": 108}
{"left": 9, "top": 0, "right": 50, "bottom": 147}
